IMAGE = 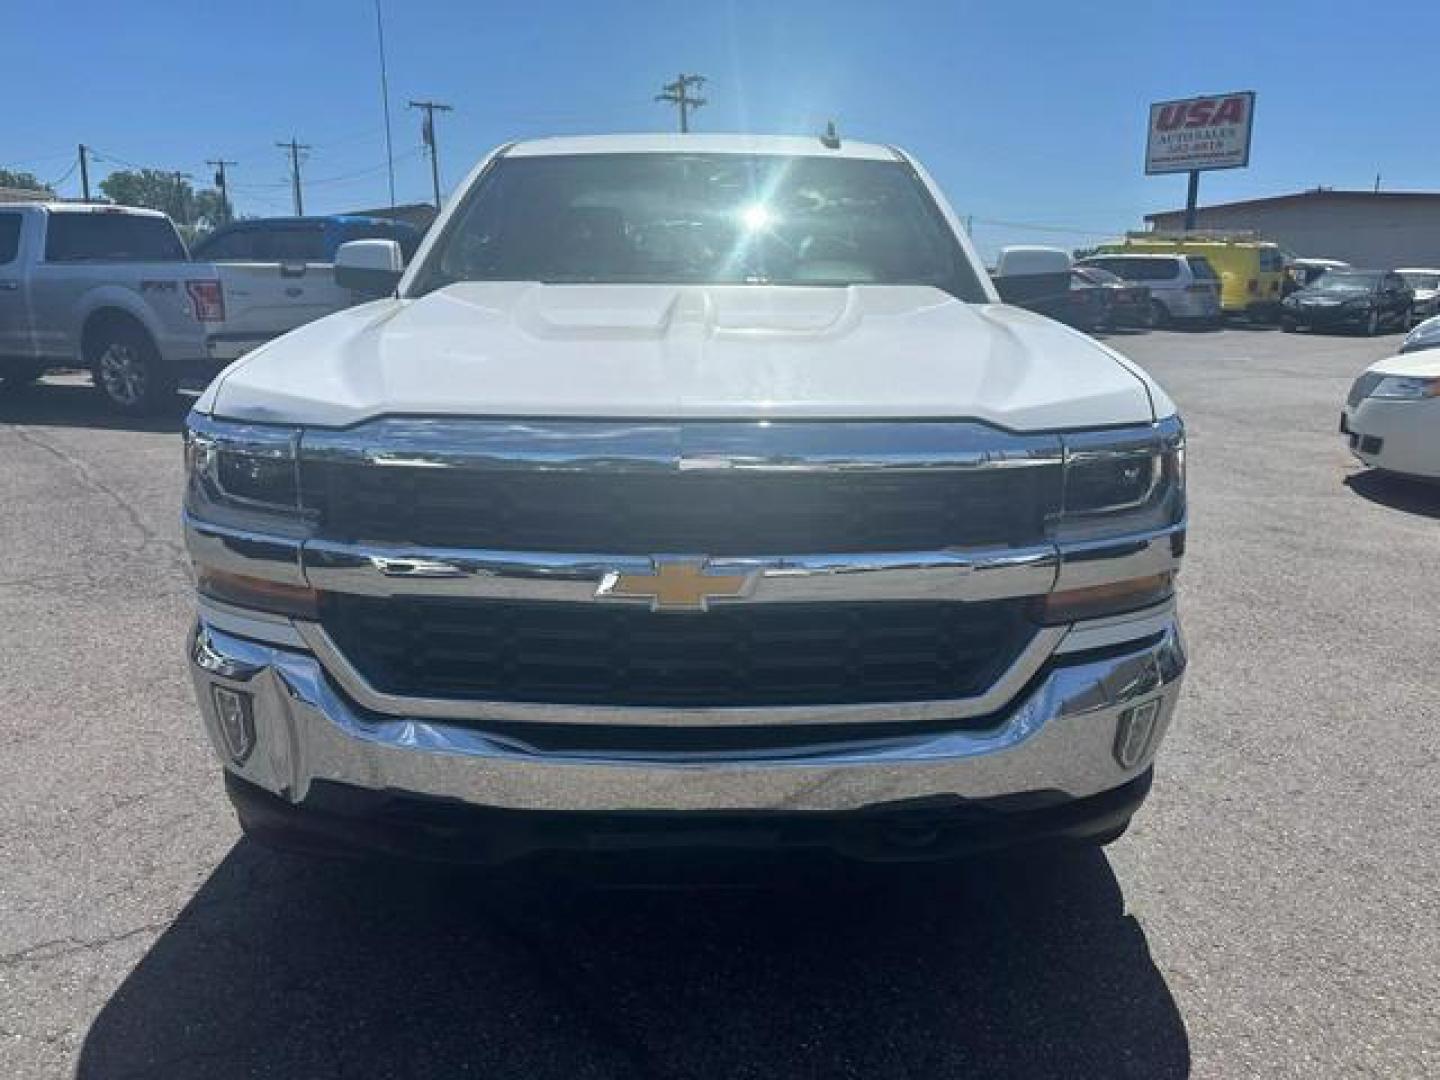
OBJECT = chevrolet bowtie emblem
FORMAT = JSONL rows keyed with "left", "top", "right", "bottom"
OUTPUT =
{"left": 596, "top": 558, "right": 756, "bottom": 613}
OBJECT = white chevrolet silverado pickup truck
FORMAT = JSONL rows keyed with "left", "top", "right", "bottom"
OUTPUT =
{"left": 184, "top": 133, "right": 1187, "bottom": 864}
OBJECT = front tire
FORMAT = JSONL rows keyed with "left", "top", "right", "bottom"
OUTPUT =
{"left": 1149, "top": 299, "right": 1170, "bottom": 329}
{"left": 1281, "top": 317, "right": 1297, "bottom": 333}
{"left": 88, "top": 322, "right": 176, "bottom": 415}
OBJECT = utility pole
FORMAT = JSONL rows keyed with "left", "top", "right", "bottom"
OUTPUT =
{"left": 207, "top": 158, "right": 238, "bottom": 223}
{"left": 409, "top": 99, "right": 453, "bottom": 209}
{"left": 170, "top": 171, "right": 194, "bottom": 230}
{"left": 78, "top": 144, "right": 91, "bottom": 201}
{"left": 655, "top": 73, "right": 706, "bottom": 133}
{"left": 375, "top": 0, "right": 396, "bottom": 207}
{"left": 276, "top": 138, "right": 311, "bottom": 216}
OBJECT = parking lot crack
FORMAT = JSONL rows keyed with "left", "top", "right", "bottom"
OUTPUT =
{"left": 0, "top": 920, "right": 169, "bottom": 968}
{"left": 10, "top": 425, "right": 188, "bottom": 574}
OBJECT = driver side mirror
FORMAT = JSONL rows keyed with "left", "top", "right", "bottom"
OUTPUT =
{"left": 335, "top": 239, "right": 404, "bottom": 296}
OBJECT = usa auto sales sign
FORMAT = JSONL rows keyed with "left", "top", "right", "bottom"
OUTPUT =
{"left": 1145, "top": 92, "right": 1255, "bottom": 175}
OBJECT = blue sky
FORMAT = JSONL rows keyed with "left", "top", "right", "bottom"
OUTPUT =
{"left": 5, "top": 1, "right": 1437, "bottom": 256}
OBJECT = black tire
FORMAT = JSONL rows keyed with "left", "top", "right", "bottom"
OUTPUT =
{"left": 1149, "top": 299, "right": 1170, "bottom": 329}
{"left": 0, "top": 361, "right": 48, "bottom": 394}
{"left": 87, "top": 319, "right": 176, "bottom": 415}
{"left": 1086, "top": 820, "right": 1132, "bottom": 847}
{"left": 1281, "top": 317, "right": 1297, "bottom": 333}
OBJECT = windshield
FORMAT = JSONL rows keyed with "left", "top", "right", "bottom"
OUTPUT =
{"left": 1399, "top": 272, "right": 1440, "bottom": 290}
{"left": 414, "top": 152, "right": 985, "bottom": 298}
{"left": 1311, "top": 271, "right": 1379, "bottom": 292}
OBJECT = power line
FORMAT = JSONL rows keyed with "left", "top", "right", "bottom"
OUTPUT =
{"left": 408, "top": 99, "right": 453, "bottom": 209}
{"left": 655, "top": 73, "right": 706, "bottom": 133}
{"left": 0, "top": 150, "right": 74, "bottom": 171}
{"left": 45, "top": 159, "right": 78, "bottom": 194}
{"left": 968, "top": 216, "right": 1127, "bottom": 239}
{"left": 276, "top": 138, "right": 312, "bottom": 216}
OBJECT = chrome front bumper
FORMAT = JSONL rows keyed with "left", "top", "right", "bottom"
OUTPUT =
{"left": 190, "top": 611, "right": 1186, "bottom": 815}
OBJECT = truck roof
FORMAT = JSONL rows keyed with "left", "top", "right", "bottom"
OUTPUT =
{"left": 213, "top": 214, "right": 416, "bottom": 229}
{"left": 504, "top": 132, "right": 901, "bottom": 162}
{"left": 3, "top": 201, "right": 170, "bottom": 219}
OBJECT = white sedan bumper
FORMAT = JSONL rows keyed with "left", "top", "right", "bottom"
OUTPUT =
{"left": 1343, "top": 397, "right": 1440, "bottom": 479}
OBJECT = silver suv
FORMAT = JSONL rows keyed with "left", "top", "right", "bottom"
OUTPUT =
{"left": 1076, "top": 253, "right": 1222, "bottom": 327}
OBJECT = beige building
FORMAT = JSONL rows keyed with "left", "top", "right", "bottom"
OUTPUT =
{"left": 1145, "top": 190, "right": 1440, "bottom": 269}
{"left": 0, "top": 186, "right": 48, "bottom": 203}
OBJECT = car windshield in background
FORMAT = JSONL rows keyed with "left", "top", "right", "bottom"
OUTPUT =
{"left": 1399, "top": 273, "right": 1440, "bottom": 290}
{"left": 44, "top": 213, "right": 187, "bottom": 262}
{"left": 1312, "top": 271, "right": 1379, "bottom": 292}
{"left": 1078, "top": 256, "right": 1179, "bottom": 282}
{"left": 416, "top": 153, "right": 985, "bottom": 299}
{"left": 1186, "top": 257, "right": 1218, "bottom": 280}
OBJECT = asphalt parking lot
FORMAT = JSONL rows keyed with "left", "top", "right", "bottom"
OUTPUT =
{"left": 2, "top": 325, "right": 1437, "bottom": 1079}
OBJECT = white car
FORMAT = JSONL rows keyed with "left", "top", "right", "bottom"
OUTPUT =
{"left": 1396, "top": 268, "right": 1440, "bottom": 322}
{"left": 1399, "top": 313, "right": 1440, "bottom": 355}
{"left": 1343, "top": 351, "right": 1440, "bottom": 479}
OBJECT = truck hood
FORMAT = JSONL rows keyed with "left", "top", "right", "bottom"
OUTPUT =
{"left": 205, "top": 283, "right": 1160, "bottom": 430}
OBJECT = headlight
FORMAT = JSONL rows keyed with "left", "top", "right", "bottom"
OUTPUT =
{"left": 1059, "top": 417, "right": 1185, "bottom": 537}
{"left": 1400, "top": 323, "right": 1440, "bottom": 354}
{"left": 184, "top": 413, "right": 302, "bottom": 511}
{"left": 1065, "top": 452, "right": 1160, "bottom": 513}
{"left": 1369, "top": 376, "right": 1440, "bottom": 400}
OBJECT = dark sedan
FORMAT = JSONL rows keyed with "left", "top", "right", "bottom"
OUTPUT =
{"left": 1281, "top": 270, "right": 1413, "bottom": 336}
{"left": 1072, "top": 266, "right": 1153, "bottom": 329}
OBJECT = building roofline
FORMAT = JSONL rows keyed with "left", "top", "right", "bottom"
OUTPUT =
{"left": 1145, "top": 189, "right": 1440, "bottom": 220}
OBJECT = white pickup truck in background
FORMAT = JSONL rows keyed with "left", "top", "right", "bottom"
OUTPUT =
{"left": 192, "top": 215, "right": 423, "bottom": 362}
{"left": 0, "top": 202, "right": 224, "bottom": 412}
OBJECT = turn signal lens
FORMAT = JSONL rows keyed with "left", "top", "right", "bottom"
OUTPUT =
{"left": 197, "top": 568, "right": 320, "bottom": 618}
{"left": 1036, "top": 573, "right": 1174, "bottom": 625}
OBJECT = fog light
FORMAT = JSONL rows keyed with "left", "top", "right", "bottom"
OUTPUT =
{"left": 212, "top": 685, "right": 256, "bottom": 764}
{"left": 1114, "top": 699, "right": 1162, "bottom": 769}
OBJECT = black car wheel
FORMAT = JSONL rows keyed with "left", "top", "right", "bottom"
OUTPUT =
{"left": 1149, "top": 299, "right": 1170, "bottom": 329}
{"left": 1281, "top": 316, "right": 1297, "bottom": 332}
{"left": 87, "top": 321, "right": 177, "bottom": 415}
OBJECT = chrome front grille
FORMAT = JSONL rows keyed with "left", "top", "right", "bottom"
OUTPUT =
{"left": 298, "top": 418, "right": 1064, "bottom": 555}
{"left": 320, "top": 595, "right": 1038, "bottom": 708}
{"left": 302, "top": 463, "right": 1059, "bottom": 553}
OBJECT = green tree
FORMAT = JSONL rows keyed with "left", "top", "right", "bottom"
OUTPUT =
{"left": 0, "top": 168, "right": 53, "bottom": 195}
{"left": 98, "top": 168, "right": 229, "bottom": 242}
